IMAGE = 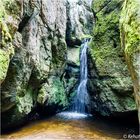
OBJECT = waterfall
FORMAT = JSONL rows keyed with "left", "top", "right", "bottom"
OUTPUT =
{"left": 72, "top": 40, "right": 89, "bottom": 113}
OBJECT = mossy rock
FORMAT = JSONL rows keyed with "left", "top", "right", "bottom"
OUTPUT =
{"left": 47, "top": 77, "right": 69, "bottom": 108}
{"left": 120, "top": 0, "right": 140, "bottom": 121}
{"left": 120, "top": 0, "right": 140, "bottom": 56}
{"left": 0, "top": 49, "right": 10, "bottom": 83}
{"left": 0, "top": 0, "right": 21, "bottom": 83}
{"left": 1, "top": 86, "right": 34, "bottom": 129}
{"left": 88, "top": 0, "right": 136, "bottom": 116}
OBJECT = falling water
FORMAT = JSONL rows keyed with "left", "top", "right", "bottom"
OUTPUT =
{"left": 73, "top": 40, "right": 89, "bottom": 113}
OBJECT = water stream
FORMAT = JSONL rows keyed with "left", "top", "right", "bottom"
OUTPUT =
{"left": 72, "top": 40, "right": 89, "bottom": 113}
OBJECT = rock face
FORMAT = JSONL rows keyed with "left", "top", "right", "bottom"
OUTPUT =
{"left": 120, "top": 0, "right": 140, "bottom": 122}
{"left": 1, "top": 0, "right": 68, "bottom": 129}
{"left": 66, "top": 0, "right": 93, "bottom": 46}
{"left": 0, "top": 0, "right": 94, "bottom": 129}
{"left": 88, "top": 0, "right": 136, "bottom": 116}
{"left": 66, "top": 0, "right": 93, "bottom": 64}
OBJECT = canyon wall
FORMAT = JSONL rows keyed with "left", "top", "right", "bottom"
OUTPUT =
{"left": 0, "top": 0, "right": 93, "bottom": 129}
{"left": 120, "top": 0, "right": 140, "bottom": 122}
{"left": 88, "top": 0, "right": 136, "bottom": 116}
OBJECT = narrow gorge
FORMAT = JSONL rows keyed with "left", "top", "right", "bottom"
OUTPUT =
{"left": 0, "top": 0, "right": 140, "bottom": 139}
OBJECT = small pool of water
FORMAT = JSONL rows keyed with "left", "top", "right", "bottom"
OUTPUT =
{"left": 1, "top": 112, "right": 139, "bottom": 140}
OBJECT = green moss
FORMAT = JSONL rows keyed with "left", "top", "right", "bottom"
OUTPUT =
{"left": 0, "top": 0, "right": 20, "bottom": 20}
{"left": 4, "top": 0, "right": 20, "bottom": 16}
{"left": 125, "top": 97, "right": 137, "bottom": 109}
{"left": 37, "top": 86, "right": 47, "bottom": 104}
{"left": 0, "top": 49, "right": 10, "bottom": 83}
{"left": 88, "top": 0, "right": 136, "bottom": 115}
{"left": 0, "top": 0, "right": 21, "bottom": 43}
{"left": 2, "top": 85, "right": 35, "bottom": 128}
{"left": 0, "top": 1, "right": 6, "bottom": 19}
{"left": 91, "top": 0, "right": 128, "bottom": 77}
{"left": 0, "top": 0, "right": 21, "bottom": 83}
{"left": 120, "top": 0, "right": 140, "bottom": 121}
{"left": 0, "top": 21, "right": 13, "bottom": 47}
{"left": 48, "top": 77, "right": 68, "bottom": 107}
{"left": 0, "top": 21, "right": 14, "bottom": 82}
{"left": 90, "top": 45, "right": 126, "bottom": 77}
{"left": 16, "top": 87, "right": 34, "bottom": 114}
{"left": 120, "top": 0, "right": 140, "bottom": 56}
{"left": 92, "top": 0, "right": 123, "bottom": 51}
{"left": 80, "top": 34, "right": 92, "bottom": 40}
